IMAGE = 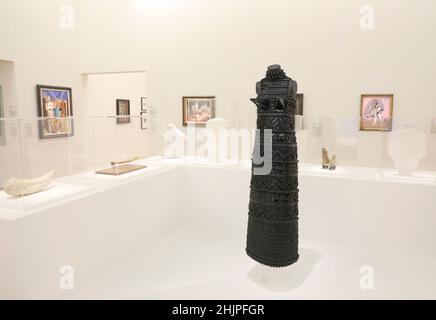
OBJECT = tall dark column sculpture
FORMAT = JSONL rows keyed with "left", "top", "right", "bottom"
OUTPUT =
{"left": 246, "top": 65, "right": 299, "bottom": 267}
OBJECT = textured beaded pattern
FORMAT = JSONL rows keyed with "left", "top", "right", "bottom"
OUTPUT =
{"left": 246, "top": 66, "right": 299, "bottom": 268}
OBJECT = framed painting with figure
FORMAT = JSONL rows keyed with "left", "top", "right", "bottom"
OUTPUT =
{"left": 116, "top": 99, "right": 131, "bottom": 124}
{"left": 296, "top": 93, "right": 304, "bottom": 116}
{"left": 37, "top": 85, "right": 74, "bottom": 139}
{"left": 360, "top": 94, "right": 394, "bottom": 131}
{"left": 183, "top": 96, "right": 215, "bottom": 127}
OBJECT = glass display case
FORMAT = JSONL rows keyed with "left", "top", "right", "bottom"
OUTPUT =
{"left": 0, "top": 116, "right": 154, "bottom": 214}
{"left": 1, "top": 113, "right": 436, "bottom": 215}
{"left": 299, "top": 114, "right": 436, "bottom": 172}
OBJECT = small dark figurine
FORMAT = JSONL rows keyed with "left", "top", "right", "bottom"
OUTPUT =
{"left": 246, "top": 65, "right": 299, "bottom": 268}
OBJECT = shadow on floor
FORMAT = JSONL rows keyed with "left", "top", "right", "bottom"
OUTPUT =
{"left": 247, "top": 248, "right": 322, "bottom": 292}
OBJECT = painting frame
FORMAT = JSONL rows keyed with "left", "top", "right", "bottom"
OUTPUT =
{"left": 36, "top": 84, "right": 74, "bottom": 139}
{"left": 141, "top": 97, "right": 147, "bottom": 112}
{"left": 360, "top": 94, "right": 394, "bottom": 132}
{"left": 140, "top": 111, "right": 148, "bottom": 130}
{"left": 116, "top": 99, "right": 131, "bottom": 124}
{"left": 182, "top": 96, "right": 216, "bottom": 127}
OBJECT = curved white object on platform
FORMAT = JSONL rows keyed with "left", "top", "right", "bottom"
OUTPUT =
{"left": 206, "top": 118, "right": 228, "bottom": 162}
{"left": 163, "top": 123, "right": 186, "bottom": 159}
{"left": 4, "top": 170, "right": 54, "bottom": 197}
{"left": 388, "top": 128, "right": 426, "bottom": 176}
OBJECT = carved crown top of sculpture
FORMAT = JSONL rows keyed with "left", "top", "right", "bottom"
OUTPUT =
{"left": 265, "top": 64, "right": 288, "bottom": 80}
{"left": 252, "top": 64, "right": 298, "bottom": 112}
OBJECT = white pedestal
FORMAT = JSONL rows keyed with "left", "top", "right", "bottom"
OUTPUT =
{"left": 388, "top": 128, "right": 426, "bottom": 176}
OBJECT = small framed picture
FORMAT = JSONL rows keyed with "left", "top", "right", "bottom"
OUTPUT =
{"left": 141, "top": 97, "right": 147, "bottom": 112}
{"left": 140, "top": 112, "right": 148, "bottom": 130}
{"left": 36, "top": 85, "right": 74, "bottom": 139}
{"left": 116, "top": 99, "right": 130, "bottom": 124}
{"left": 183, "top": 96, "right": 216, "bottom": 127}
{"left": 360, "top": 94, "right": 394, "bottom": 131}
{"left": 296, "top": 93, "right": 304, "bottom": 116}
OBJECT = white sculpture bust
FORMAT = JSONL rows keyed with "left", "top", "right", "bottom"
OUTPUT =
{"left": 388, "top": 128, "right": 426, "bottom": 176}
{"left": 206, "top": 118, "right": 228, "bottom": 162}
{"left": 163, "top": 124, "right": 186, "bottom": 159}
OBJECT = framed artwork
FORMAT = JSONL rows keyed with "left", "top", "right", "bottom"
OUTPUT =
{"left": 116, "top": 99, "right": 131, "bottom": 124}
{"left": 140, "top": 112, "right": 148, "bottom": 130}
{"left": 141, "top": 97, "right": 147, "bottom": 112}
{"left": 360, "top": 94, "right": 394, "bottom": 131}
{"left": 296, "top": 93, "right": 304, "bottom": 116}
{"left": 182, "top": 96, "right": 216, "bottom": 127}
{"left": 37, "top": 85, "right": 74, "bottom": 139}
{"left": 0, "top": 85, "right": 5, "bottom": 146}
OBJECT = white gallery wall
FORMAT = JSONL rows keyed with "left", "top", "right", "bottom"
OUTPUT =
{"left": 76, "top": 0, "right": 436, "bottom": 169}
{"left": 0, "top": 0, "right": 86, "bottom": 183}
{"left": 83, "top": 72, "right": 148, "bottom": 167}
{"left": 0, "top": 0, "right": 436, "bottom": 176}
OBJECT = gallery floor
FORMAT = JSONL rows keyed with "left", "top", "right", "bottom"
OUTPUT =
{"left": 1, "top": 157, "right": 435, "bottom": 299}
{"left": 68, "top": 223, "right": 436, "bottom": 300}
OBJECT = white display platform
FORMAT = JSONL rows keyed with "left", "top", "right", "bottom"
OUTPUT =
{"left": 1, "top": 158, "right": 435, "bottom": 220}
{"left": 0, "top": 182, "right": 92, "bottom": 213}
{"left": 300, "top": 163, "right": 436, "bottom": 185}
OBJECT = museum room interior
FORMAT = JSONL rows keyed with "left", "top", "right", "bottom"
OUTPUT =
{"left": 0, "top": 0, "right": 435, "bottom": 300}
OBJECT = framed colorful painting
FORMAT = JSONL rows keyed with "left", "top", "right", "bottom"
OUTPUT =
{"left": 360, "top": 94, "right": 394, "bottom": 131}
{"left": 116, "top": 99, "right": 131, "bottom": 124}
{"left": 182, "top": 96, "right": 215, "bottom": 127}
{"left": 37, "top": 85, "right": 74, "bottom": 139}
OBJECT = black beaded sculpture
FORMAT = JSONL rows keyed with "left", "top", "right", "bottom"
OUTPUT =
{"left": 246, "top": 64, "right": 299, "bottom": 268}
